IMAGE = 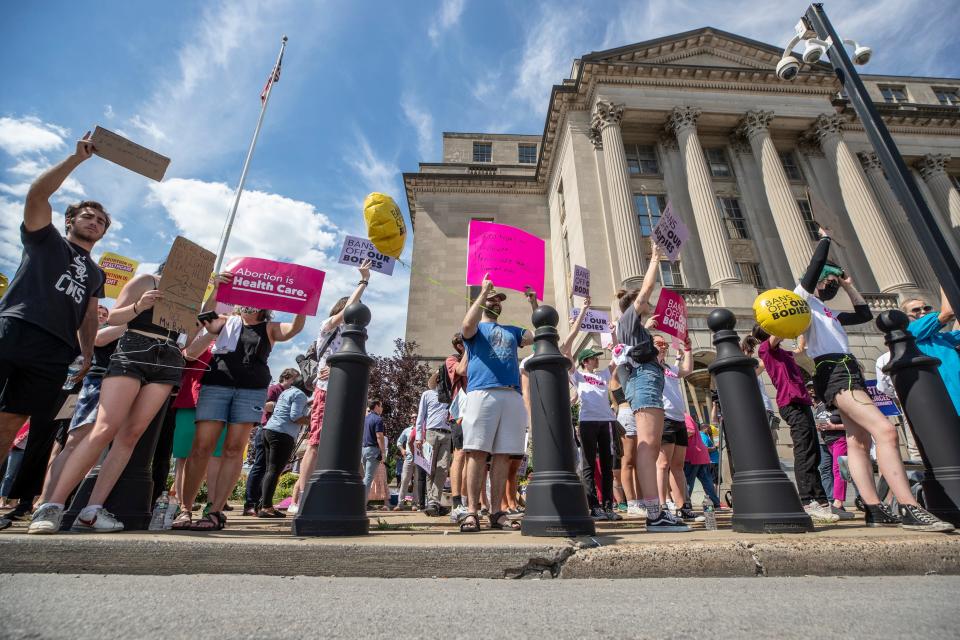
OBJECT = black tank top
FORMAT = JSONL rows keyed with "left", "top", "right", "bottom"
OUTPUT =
{"left": 127, "top": 277, "right": 178, "bottom": 339}
{"left": 201, "top": 320, "right": 273, "bottom": 389}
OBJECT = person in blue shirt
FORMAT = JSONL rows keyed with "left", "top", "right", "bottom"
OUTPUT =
{"left": 361, "top": 400, "right": 385, "bottom": 504}
{"left": 902, "top": 289, "right": 960, "bottom": 417}
{"left": 458, "top": 274, "right": 535, "bottom": 532}
{"left": 259, "top": 382, "right": 309, "bottom": 517}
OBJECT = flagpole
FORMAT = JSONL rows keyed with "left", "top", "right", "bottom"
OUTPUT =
{"left": 214, "top": 35, "right": 288, "bottom": 274}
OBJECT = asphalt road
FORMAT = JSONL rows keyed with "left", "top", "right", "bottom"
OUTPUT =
{"left": 1, "top": 574, "right": 957, "bottom": 639}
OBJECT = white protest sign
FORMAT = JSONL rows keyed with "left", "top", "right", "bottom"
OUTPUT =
{"left": 600, "top": 332, "right": 614, "bottom": 349}
{"left": 652, "top": 202, "right": 689, "bottom": 262}
{"left": 572, "top": 265, "right": 590, "bottom": 298}
{"left": 337, "top": 234, "right": 396, "bottom": 275}
{"left": 579, "top": 309, "right": 610, "bottom": 333}
{"left": 414, "top": 440, "right": 433, "bottom": 474}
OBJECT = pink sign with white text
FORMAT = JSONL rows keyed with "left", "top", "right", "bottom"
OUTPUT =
{"left": 216, "top": 257, "right": 325, "bottom": 316}
{"left": 466, "top": 220, "right": 545, "bottom": 300}
{"left": 652, "top": 288, "right": 687, "bottom": 340}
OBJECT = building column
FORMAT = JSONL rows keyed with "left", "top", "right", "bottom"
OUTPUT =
{"left": 858, "top": 151, "right": 936, "bottom": 293}
{"left": 735, "top": 110, "right": 813, "bottom": 281}
{"left": 665, "top": 106, "right": 739, "bottom": 288}
{"left": 915, "top": 153, "right": 960, "bottom": 233}
{"left": 591, "top": 100, "right": 646, "bottom": 287}
{"left": 807, "top": 114, "right": 915, "bottom": 293}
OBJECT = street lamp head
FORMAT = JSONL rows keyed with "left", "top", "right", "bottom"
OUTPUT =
{"left": 776, "top": 56, "right": 801, "bottom": 81}
{"left": 852, "top": 44, "right": 872, "bottom": 65}
{"left": 802, "top": 38, "right": 829, "bottom": 64}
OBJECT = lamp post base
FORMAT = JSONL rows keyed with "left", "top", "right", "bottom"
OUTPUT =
{"left": 292, "top": 470, "right": 369, "bottom": 537}
{"left": 521, "top": 471, "right": 596, "bottom": 537}
{"left": 730, "top": 470, "right": 814, "bottom": 533}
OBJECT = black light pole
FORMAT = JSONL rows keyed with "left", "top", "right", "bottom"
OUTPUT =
{"left": 802, "top": 3, "right": 960, "bottom": 313}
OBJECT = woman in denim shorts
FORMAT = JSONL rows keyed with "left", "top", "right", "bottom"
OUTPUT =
{"left": 176, "top": 271, "right": 306, "bottom": 531}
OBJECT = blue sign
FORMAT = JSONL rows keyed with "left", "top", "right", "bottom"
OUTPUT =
{"left": 865, "top": 380, "right": 901, "bottom": 417}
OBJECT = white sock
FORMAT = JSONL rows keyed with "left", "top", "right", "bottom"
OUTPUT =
{"left": 644, "top": 498, "right": 661, "bottom": 518}
{"left": 37, "top": 502, "right": 65, "bottom": 510}
{"left": 80, "top": 504, "right": 102, "bottom": 517}
{"left": 628, "top": 500, "right": 641, "bottom": 508}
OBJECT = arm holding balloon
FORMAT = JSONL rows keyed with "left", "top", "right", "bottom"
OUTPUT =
{"left": 329, "top": 259, "right": 373, "bottom": 329}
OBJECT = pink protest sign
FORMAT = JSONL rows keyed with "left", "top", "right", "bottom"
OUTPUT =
{"left": 216, "top": 257, "right": 325, "bottom": 316}
{"left": 652, "top": 288, "right": 687, "bottom": 339}
{"left": 466, "top": 220, "right": 545, "bottom": 300}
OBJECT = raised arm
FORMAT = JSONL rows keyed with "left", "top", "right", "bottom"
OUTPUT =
{"left": 201, "top": 271, "right": 234, "bottom": 314}
{"left": 559, "top": 296, "right": 590, "bottom": 360}
{"left": 24, "top": 132, "right": 94, "bottom": 232}
{"left": 107, "top": 274, "right": 162, "bottom": 326}
{"left": 836, "top": 275, "right": 872, "bottom": 326}
{"left": 462, "top": 273, "right": 493, "bottom": 340}
{"left": 635, "top": 239, "right": 663, "bottom": 315}
{"left": 677, "top": 335, "right": 694, "bottom": 377}
{"left": 270, "top": 313, "right": 306, "bottom": 344}
{"left": 800, "top": 229, "right": 832, "bottom": 294}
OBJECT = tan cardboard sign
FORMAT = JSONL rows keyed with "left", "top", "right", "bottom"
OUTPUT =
{"left": 91, "top": 126, "right": 170, "bottom": 182}
{"left": 153, "top": 236, "right": 216, "bottom": 335}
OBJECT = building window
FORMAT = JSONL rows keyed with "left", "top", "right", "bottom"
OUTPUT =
{"left": 704, "top": 147, "right": 733, "bottom": 178}
{"left": 659, "top": 261, "right": 684, "bottom": 288}
{"left": 473, "top": 142, "right": 492, "bottom": 163}
{"left": 718, "top": 197, "right": 748, "bottom": 239}
{"left": 779, "top": 151, "right": 803, "bottom": 181}
{"left": 796, "top": 199, "right": 820, "bottom": 242}
{"left": 951, "top": 174, "right": 960, "bottom": 191}
{"left": 626, "top": 144, "right": 660, "bottom": 175}
{"left": 561, "top": 229, "right": 572, "bottom": 281}
{"left": 633, "top": 193, "right": 667, "bottom": 237}
{"left": 736, "top": 262, "right": 765, "bottom": 289}
{"left": 518, "top": 143, "right": 537, "bottom": 164}
{"left": 557, "top": 182, "right": 566, "bottom": 225}
{"left": 879, "top": 85, "right": 909, "bottom": 103}
{"left": 933, "top": 87, "right": 959, "bottom": 106}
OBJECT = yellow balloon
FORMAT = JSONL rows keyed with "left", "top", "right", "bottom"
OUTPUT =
{"left": 363, "top": 192, "right": 406, "bottom": 259}
{"left": 752, "top": 288, "right": 812, "bottom": 339}
{"left": 0, "top": 273, "right": 8, "bottom": 299}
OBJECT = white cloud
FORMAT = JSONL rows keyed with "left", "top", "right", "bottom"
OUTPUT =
{"left": 128, "top": 115, "right": 168, "bottom": 142}
{"left": 0, "top": 197, "right": 24, "bottom": 269}
{"left": 428, "top": 0, "right": 466, "bottom": 45}
{"left": 401, "top": 96, "right": 435, "bottom": 160}
{"left": 0, "top": 116, "right": 68, "bottom": 156}
{"left": 104, "top": 104, "right": 115, "bottom": 119}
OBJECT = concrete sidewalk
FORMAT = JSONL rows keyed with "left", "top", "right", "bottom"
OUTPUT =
{"left": 2, "top": 507, "right": 958, "bottom": 579}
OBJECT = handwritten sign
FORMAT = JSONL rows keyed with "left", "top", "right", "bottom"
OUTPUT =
{"left": 572, "top": 265, "right": 590, "bottom": 298}
{"left": 865, "top": 380, "right": 901, "bottom": 417}
{"left": 90, "top": 126, "right": 170, "bottom": 182}
{"left": 216, "top": 257, "right": 326, "bottom": 316}
{"left": 466, "top": 220, "right": 545, "bottom": 300}
{"left": 153, "top": 236, "right": 216, "bottom": 335}
{"left": 652, "top": 288, "right": 688, "bottom": 340}
{"left": 652, "top": 202, "right": 689, "bottom": 262}
{"left": 98, "top": 252, "right": 139, "bottom": 299}
{"left": 337, "top": 234, "right": 395, "bottom": 275}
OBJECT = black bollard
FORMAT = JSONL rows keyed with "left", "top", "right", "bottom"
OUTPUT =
{"left": 62, "top": 398, "right": 171, "bottom": 531}
{"left": 521, "top": 305, "right": 595, "bottom": 537}
{"left": 293, "top": 302, "right": 374, "bottom": 536}
{"left": 707, "top": 309, "right": 813, "bottom": 533}
{"left": 878, "top": 310, "right": 960, "bottom": 525}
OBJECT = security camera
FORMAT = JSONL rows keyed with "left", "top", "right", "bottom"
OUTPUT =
{"left": 802, "top": 39, "right": 829, "bottom": 64}
{"left": 852, "top": 44, "right": 872, "bottom": 65}
{"left": 776, "top": 56, "right": 801, "bottom": 81}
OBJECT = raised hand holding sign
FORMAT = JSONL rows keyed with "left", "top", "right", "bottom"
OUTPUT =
{"left": 652, "top": 202, "right": 689, "bottom": 262}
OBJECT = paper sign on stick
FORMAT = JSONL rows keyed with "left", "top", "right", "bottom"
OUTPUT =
{"left": 153, "top": 236, "right": 216, "bottom": 335}
{"left": 90, "top": 126, "right": 170, "bottom": 181}
{"left": 572, "top": 265, "right": 590, "bottom": 298}
{"left": 578, "top": 309, "right": 611, "bottom": 333}
{"left": 414, "top": 441, "right": 433, "bottom": 474}
{"left": 337, "top": 234, "right": 396, "bottom": 275}
{"left": 98, "top": 252, "right": 139, "bottom": 299}
{"left": 652, "top": 202, "right": 689, "bottom": 262}
{"left": 466, "top": 220, "right": 545, "bottom": 300}
{"left": 652, "top": 288, "right": 688, "bottom": 340}
{"left": 216, "top": 257, "right": 326, "bottom": 316}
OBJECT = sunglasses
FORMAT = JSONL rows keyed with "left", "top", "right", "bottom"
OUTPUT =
{"left": 909, "top": 305, "right": 933, "bottom": 315}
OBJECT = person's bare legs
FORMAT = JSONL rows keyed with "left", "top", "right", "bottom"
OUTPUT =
{"left": 503, "top": 458, "right": 522, "bottom": 510}
{"left": 480, "top": 463, "right": 490, "bottom": 511}
{"left": 171, "top": 458, "right": 186, "bottom": 501}
{"left": 450, "top": 448, "right": 465, "bottom": 502}
{"left": 657, "top": 442, "right": 675, "bottom": 505}
{"left": 0, "top": 413, "right": 29, "bottom": 464}
{"left": 37, "top": 423, "right": 93, "bottom": 504}
{"left": 210, "top": 423, "right": 254, "bottom": 510}
{"left": 464, "top": 450, "right": 487, "bottom": 514}
{"left": 620, "top": 436, "right": 637, "bottom": 502}
{"left": 488, "top": 454, "right": 510, "bottom": 517}
{"left": 670, "top": 445, "right": 687, "bottom": 505}
{"left": 292, "top": 445, "right": 318, "bottom": 505}
{"left": 635, "top": 408, "right": 665, "bottom": 508}
{"left": 206, "top": 456, "right": 222, "bottom": 508}
{"left": 180, "top": 420, "right": 226, "bottom": 514}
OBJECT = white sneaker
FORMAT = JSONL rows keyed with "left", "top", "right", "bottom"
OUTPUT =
{"left": 71, "top": 507, "right": 124, "bottom": 533}
{"left": 450, "top": 504, "right": 468, "bottom": 523}
{"left": 287, "top": 503, "right": 299, "bottom": 515}
{"left": 27, "top": 504, "right": 64, "bottom": 534}
{"left": 804, "top": 501, "right": 840, "bottom": 524}
{"left": 626, "top": 504, "right": 647, "bottom": 517}
{"left": 665, "top": 500, "right": 677, "bottom": 515}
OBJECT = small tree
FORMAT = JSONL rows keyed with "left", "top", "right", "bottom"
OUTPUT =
{"left": 367, "top": 338, "right": 432, "bottom": 442}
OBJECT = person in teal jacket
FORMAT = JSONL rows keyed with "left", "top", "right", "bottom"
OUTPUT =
{"left": 903, "top": 288, "right": 960, "bottom": 417}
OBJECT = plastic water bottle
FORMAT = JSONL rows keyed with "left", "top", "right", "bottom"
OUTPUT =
{"left": 163, "top": 498, "right": 179, "bottom": 530}
{"left": 702, "top": 500, "right": 717, "bottom": 530}
{"left": 149, "top": 491, "right": 169, "bottom": 531}
{"left": 62, "top": 355, "right": 84, "bottom": 389}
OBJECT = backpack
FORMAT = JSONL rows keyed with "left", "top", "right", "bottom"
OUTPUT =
{"left": 435, "top": 362, "right": 454, "bottom": 405}
{"left": 627, "top": 327, "right": 657, "bottom": 364}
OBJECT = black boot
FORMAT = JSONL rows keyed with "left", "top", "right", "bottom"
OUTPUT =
{"left": 864, "top": 502, "right": 901, "bottom": 527}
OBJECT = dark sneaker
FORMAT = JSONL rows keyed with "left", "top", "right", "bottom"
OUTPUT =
{"left": 678, "top": 506, "right": 697, "bottom": 522}
{"left": 864, "top": 502, "right": 901, "bottom": 527}
{"left": 437, "top": 505, "right": 451, "bottom": 517}
{"left": 646, "top": 510, "right": 691, "bottom": 532}
{"left": 604, "top": 508, "right": 623, "bottom": 521}
{"left": 422, "top": 503, "right": 440, "bottom": 517}
{"left": 831, "top": 505, "right": 855, "bottom": 520}
{"left": 898, "top": 504, "right": 955, "bottom": 533}
{"left": 590, "top": 506, "right": 608, "bottom": 521}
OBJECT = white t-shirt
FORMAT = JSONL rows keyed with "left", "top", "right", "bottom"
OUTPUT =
{"left": 570, "top": 368, "right": 616, "bottom": 422}
{"left": 758, "top": 376, "right": 775, "bottom": 412}
{"left": 662, "top": 364, "right": 685, "bottom": 422}
{"left": 794, "top": 284, "right": 849, "bottom": 359}
{"left": 313, "top": 317, "right": 342, "bottom": 392}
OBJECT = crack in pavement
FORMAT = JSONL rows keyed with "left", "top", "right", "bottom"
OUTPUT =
{"left": 740, "top": 542, "right": 766, "bottom": 577}
{"left": 504, "top": 542, "right": 581, "bottom": 579}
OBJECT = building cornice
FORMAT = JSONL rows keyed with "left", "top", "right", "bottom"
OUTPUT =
{"left": 403, "top": 173, "right": 544, "bottom": 224}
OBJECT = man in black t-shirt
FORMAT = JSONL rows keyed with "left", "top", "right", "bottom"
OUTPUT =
{"left": 0, "top": 132, "right": 108, "bottom": 459}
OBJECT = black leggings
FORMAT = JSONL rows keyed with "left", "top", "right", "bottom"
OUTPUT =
{"left": 260, "top": 430, "right": 296, "bottom": 509}
{"left": 580, "top": 421, "right": 614, "bottom": 509}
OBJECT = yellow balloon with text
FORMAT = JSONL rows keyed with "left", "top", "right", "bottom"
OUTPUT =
{"left": 0, "top": 273, "right": 7, "bottom": 299}
{"left": 752, "top": 288, "right": 812, "bottom": 339}
{"left": 363, "top": 192, "right": 406, "bottom": 259}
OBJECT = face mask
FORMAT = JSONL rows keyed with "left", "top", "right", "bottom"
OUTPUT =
{"left": 239, "top": 306, "right": 259, "bottom": 315}
{"left": 818, "top": 280, "right": 840, "bottom": 301}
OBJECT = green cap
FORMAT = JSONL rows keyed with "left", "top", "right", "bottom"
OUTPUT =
{"left": 577, "top": 347, "right": 604, "bottom": 364}
{"left": 818, "top": 264, "right": 844, "bottom": 281}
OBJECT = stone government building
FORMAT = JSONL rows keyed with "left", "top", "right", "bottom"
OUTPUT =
{"left": 403, "top": 27, "right": 960, "bottom": 423}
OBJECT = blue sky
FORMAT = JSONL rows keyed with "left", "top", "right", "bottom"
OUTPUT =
{"left": 2, "top": 0, "right": 958, "bottom": 369}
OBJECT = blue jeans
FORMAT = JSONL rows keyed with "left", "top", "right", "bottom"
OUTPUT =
{"left": 1, "top": 448, "right": 25, "bottom": 497}
{"left": 819, "top": 443, "right": 834, "bottom": 499}
{"left": 685, "top": 462, "right": 721, "bottom": 507}
{"left": 361, "top": 446, "right": 381, "bottom": 500}
{"left": 244, "top": 426, "right": 267, "bottom": 508}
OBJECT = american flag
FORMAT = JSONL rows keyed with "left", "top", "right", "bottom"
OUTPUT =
{"left": 260, "top": 51, "right": 283, "bottom": 103}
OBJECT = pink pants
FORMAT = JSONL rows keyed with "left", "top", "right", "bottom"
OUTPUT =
{"left": 828, "top": 437, "right": 848, "bottom": 503}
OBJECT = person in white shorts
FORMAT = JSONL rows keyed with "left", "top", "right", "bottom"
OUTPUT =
{"left": 459, "top": 274, "right": 534, "bottom": 532}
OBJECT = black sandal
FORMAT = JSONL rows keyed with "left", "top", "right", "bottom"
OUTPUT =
{"left": 489, "top": 511, "right": 522, "bottom": 530}
{"left": 190, "top": 511, "right": 225, "bottom": 531}
{"left": 459, "top": 512, "right": 480, "bottom": 533}
{"left": 257, "top": 508, "right": 286, "bottom": 519}
{"left": 171, "top": 510, "right": 193, "bottom": 530}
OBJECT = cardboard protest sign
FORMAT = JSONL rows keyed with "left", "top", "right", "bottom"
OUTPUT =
{"left": 600, "top": 331, "right": 614, "bottom": 349}
{"left": 54, "top": 394, "right": 80, "bottom": 421}
{"left": 337, "top": 234, "right": 396, "bottom": 275}
{"left": 414, "top": 440, "right": 433, "bottom": 474}
{"left": 652, "top": 288, "right": 688, "bottom": 340}
{"left": 98, "top": 252, "right": 139, "bottom": 299}
{"left": 865, "top": 380, "right": 901, "bottom": 417}
{"left": 578, "top": 308, "right": 611, "bottom": 333}
{"left": 153, "top": 236, "right": 216, "bottom": 335}
{"left": 652, "top": 202, "right": 689, "bottom": 262}
{"left": 466, "top": 220, "right": 545, "bottom": 300}
{"left": 91, "top": 126, "right": 170, "bottom": 182}
{"left": 572, "top": 265, "right": 590, "bottom": 298}
{"left": 217, "top": 257, "right": 325, "bottom": 316}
